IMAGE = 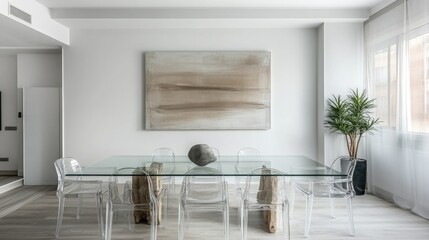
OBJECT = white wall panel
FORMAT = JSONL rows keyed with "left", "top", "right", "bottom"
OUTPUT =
{"left": 23, "top": 87, "right": 60, "bottom": 185}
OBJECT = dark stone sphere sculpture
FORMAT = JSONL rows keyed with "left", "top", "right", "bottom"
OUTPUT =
{"left": 188, "top": 144, "right": 217, "bottom": 166}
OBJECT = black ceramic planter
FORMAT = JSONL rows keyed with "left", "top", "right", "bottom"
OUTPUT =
{"left": 340, "top": 157, "right": 367, "bottom": 195}
{"left": 353, "top": 159, "right": 367, "bottom": 195}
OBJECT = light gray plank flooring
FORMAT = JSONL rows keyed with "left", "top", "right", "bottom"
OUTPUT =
{"left": 0, "top": 185, "right": 428, "bottom": 240}
{"left": 0, "top": 185, "right": 53, "bottom": 219}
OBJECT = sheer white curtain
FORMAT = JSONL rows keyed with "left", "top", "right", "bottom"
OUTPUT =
{"left": 365, "top": 0, "right": 429, "bottom": 219}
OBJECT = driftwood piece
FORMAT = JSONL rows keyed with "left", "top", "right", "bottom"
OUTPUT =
{"left": 256, "top": 166, "right": 279, "bottom": 233}
{"left": 132, "top": 162, "right": 163, "bottom": 224}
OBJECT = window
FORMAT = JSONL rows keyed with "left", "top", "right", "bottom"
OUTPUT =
{"left": 409, "top": 32, "right": 429, "bottom": 133}
{"left": 373, "top": 44, "right": 397, "bottom": 128}
{"left": 370, "top": 31, "right": 429, "bottom": 133}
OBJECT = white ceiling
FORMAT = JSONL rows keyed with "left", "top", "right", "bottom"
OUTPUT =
{"left": 40, "top": 0, "right": 393, "bottom": 30}
{"left": 35, "top": 0, "right": 386, "bottom": 9}
{"left": 0, "top": 0, "right": 393, "bottom": 48}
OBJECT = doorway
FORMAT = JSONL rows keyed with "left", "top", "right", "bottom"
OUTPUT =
{"left": 0, "top": 49, "right": 62, "bottom": 190}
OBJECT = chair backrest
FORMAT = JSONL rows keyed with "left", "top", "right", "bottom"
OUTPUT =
{"left": 151, "top": 148, "right": 175, "bottom": 163}
{"left": 330, "top": 156, "right": 357, "bottom": 193}
{"left": 237, "top": 147, "right": 261, "bottom": 163}
{"left": 209, "top": 147, "right": 220, "bottom": 159}
{"left": 330, "top": 156, "right": 357, "bottom": 180}
{"left": 54, "top": 157, "right": 83, "bottom": 194}
{"left": 109, "top": 167, "right": 156, "bottom": 205}
{"left": 54, "top": 157, "right": 83, "bottom": 177}
{"left": 180, "top": 166, "right": 227, "bottom": 204}
{"left": 244, "top": 167, "right": 287, "bottom": 205}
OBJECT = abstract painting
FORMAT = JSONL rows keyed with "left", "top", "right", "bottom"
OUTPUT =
{"left": 145, "top": 51, "right": 271, "bottom": 130}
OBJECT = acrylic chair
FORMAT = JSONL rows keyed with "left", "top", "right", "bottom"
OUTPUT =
{"left": 237, "top": 147, "right": 261, "bottom": 162}
{"left": 151, "top": 148, "right": 175, "bottom": 192}
{"left": 290, "top": 156, "right": 357, "bottom": 237}
{"left": 210, "top": 147, "right": 220, "bottom": 158}
{"left": 105, "top": 167, "right": 159, "bottom": 240}
{"left": 54, "top": 157, "right": 108, "bottom": 238}
{"left": 236, "top": 147, "right": 262, "bottom": 196}
{"left": 178, "top": 166, "right": 229, "bottom": 240}
{"left": 241, "top": 167, "right": 289, "bottom": 240}
{"left": 151, "top": 148, "right": 175, "bottom": 219}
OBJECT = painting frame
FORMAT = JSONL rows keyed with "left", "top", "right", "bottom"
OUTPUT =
{"left": 144, "top": 51, "right": 271, "bottom": 130}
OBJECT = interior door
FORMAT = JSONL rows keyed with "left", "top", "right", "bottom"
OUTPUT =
{"left": 23, "top": 87, "right": 60, "bottom": 185}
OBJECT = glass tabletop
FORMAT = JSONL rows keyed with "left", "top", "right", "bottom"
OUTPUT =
{"left": 69, "top": 155, "right": 345, "bottom": 177}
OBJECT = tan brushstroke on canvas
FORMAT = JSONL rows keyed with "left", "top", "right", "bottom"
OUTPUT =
{"left": 145, "top": 51, "right": 271, "bottom": 130}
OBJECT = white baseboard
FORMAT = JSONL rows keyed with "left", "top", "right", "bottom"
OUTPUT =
{"left": 0, "top": 178, "right": 23, "bottom": 194}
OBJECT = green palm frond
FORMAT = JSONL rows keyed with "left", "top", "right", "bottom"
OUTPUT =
{"left": 325, "top": 89, "right": 380, "bottom": 158}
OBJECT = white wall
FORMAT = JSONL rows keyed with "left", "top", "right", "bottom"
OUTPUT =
{"left": 0, "top": 54, "right": 18, "bottom": 172}
{"left": 317, "top": 23, "right": 364, "bottom": 165}
{"left": 17, "top": 53, "right": 62, "bottom": 88}
{"left": 63, "top": 28, "right": 318, "bottom": 165}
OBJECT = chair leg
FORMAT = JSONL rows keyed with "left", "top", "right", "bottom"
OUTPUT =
{"left": 236, "top": 191, "right": 242, "bottom": 230}
{"left": 240, "top": 202, "right": 244, "bottom": 240}
{"left": 224, "top": 203, "right": 230, "bottom": 240}
{"left": 55, "top": 197, "right": 65, "bottom": 238}
{"left": 127, "top": 211, "right": 135, "bottom": 231}
{"left": 151, "top": 202, "right": 158, "bottom": 240}
{"left": 283, "top": 203, "right": 290, "bottom": 240}
{"left": 242, "top": 207, "right": 248, "bottom": 240}
{"left": 169, "top": 178, "right": 176, "bottom": 224}
{"left": 346, "top": 198, "right": 355, "bottom": 236}
{"left": 163, "top": 187, "right": 169, "bottom": 223}
{"left": 105, "top": 203, "right": 113, "bottom": 240}
{"left": 289, "top": 182, "right": 295, "bottom": 219}
{"left": 76, "top": 195, "right": 82, "bottom": 220}
{"left": 178, "top": 203, "right": 185, "bottom": 240}
{"left": 96, "top": 195, "right": 104, "bottom": 237}
{"left": 304, "top": 195, "right": 313, "bottom": 238}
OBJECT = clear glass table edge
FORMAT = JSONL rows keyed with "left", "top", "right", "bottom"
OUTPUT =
{"left": 66, "top": 155, "right": 346, "bottom": 177}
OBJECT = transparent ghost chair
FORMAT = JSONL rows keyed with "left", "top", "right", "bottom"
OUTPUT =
{"left": 208, "top": 147, "right": 220, "bottom": 157}
{"left": 290, "top": 156, "right": 357, "bottom": 237}
{"left": 105, "top": 167, "right": 160, "bottom": 240}
{"left": 236, "top": 147, "right": 262, "bottom": 196}
{"left": 178, "top": 166, "right": 229, "bottom": 240}
{"left": 237, "top": 147, "right": 261, "bottom": 161}
{"left": 151, "top": 148, "right": 175, "bottom": 220}
{"left": 241, "top": 167, "right": 289, "bottom": 240}
{"left": 54, "top": 157, "right": 108, "bottom": 238}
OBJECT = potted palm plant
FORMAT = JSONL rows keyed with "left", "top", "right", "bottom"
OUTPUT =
{"left": 325, "top": 89, "right": 380, "bottom": 195}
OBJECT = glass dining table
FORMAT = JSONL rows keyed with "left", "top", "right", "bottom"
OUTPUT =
{"left": 67, "top": 155, "right": 345, "bottom": 177}
{"left": 64, "top": 155, "right": 345, "bottom": 240}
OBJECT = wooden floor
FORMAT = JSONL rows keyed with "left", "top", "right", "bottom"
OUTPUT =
{"left": 0, "top": 185, "right": 428, "bottom": 240}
